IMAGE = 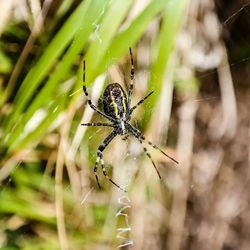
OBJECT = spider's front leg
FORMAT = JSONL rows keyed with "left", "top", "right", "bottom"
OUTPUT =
{"left": 127, "top": 48, "right": 135, "bottom": 109}
{"left": 94, "top": 130, "right": 126, "bottom": 192}
{"left": 129, "top": 90, "right": 154, "bottom": 116}
{"left": 82, "top": 60, "right": 116, "bottom": 122}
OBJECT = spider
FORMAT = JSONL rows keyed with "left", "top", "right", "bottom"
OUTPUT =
{"left": 81, "top": 48, "right": 178, "bottom": 191}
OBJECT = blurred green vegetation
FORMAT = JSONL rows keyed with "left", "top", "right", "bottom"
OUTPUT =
{"left": 0, "top": 0, "right": 209, "bottom": 249}
{"left": 1, "top": 0, "right": 250, "bottom": 249}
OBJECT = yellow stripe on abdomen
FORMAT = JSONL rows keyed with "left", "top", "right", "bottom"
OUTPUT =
{"left": 110, "top": 90, "right": 120, "bottom": 119}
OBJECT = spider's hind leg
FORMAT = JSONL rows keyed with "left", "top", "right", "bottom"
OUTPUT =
{"left": 146, "top": 140, "right": 178, "bottom": 164}
{"left": 138, "top": 138, "right": 161, "bottom": 179}
{"left": 94, "top": 158, "right": 101, "bottom": 189}
{"left": 94, "top": 130, "right": 126, "bottom": 192}
{"left": 127, "top": 123, "right": 178, "bottom": 179}
{"left": 99, "top": 155, "right": 126, "bottom": 192}
{"left": 128, "top": 124, "right": 178, "bottom": 164}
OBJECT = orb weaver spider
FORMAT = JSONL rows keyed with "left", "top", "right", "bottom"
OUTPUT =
{"left": 81, "top": 48, "right": 178, "bottom": 191}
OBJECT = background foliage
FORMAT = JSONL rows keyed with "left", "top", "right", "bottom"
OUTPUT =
{"left": 0, "top": 0, "right": 249, "bottom": 249}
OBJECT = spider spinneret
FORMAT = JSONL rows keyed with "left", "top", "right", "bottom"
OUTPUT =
{"left": 81, "top": 48, "right": 178, "bottom": 192}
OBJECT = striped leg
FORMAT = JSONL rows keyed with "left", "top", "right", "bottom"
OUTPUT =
{"left": 137, "top": 137, "right": 161, "bottom": 179}
{"left": 95, "top": 130, "right": 126, "bottom": 191}
{"left": 100, "top": 156, "right": 126, "bottom": 192}
{"left": 127, "top": 123, "right": 179, "bottom": 164}
{"left": 129, "top": 91, "right": 154, "bottom": 116}
{"left": 127, "top": 48, "right": 135, "bottom": 108}
{"left": 143, "top": 138, "right": 178, "bottom": 164}
{"left": 83, "top": 60, "right": 115, "bottom": 122}
{"left": 81, "top": 122, "right": 114, "bottom": 127}
{"left": 94, "top": 160, "right": 101, "bottom": 189}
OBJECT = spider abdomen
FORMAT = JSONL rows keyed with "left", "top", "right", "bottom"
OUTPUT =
{"left": 103, "top": 83, "right": 128, "bottom": 120}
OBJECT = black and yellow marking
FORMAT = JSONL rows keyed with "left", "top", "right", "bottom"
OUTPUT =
{"left": 103, "top": 83, "right": 128, "bottom": 120}
{"left": 110, "top": 90, "right": 119, "bottom": 118}
{"left": 82, "top": 48, "right": 178, "bottom": 192}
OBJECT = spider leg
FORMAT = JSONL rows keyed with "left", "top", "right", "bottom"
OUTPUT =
{"left": 94, "top": 160, "right": 101, "bottom": 189}
{"left": 95, "top": 130, "right": 126, "bottom": 192}
{"left": 136, "top": 137, "right": 161, "bottom": 179}
{"left": 127, "top": 124, "right": 179, "bottom": 164}
{"left": 81, "top": 122, "right": 114, "bottom": 127}
{"left": 129, "top": 91, "right": 154, "bottom": 116}
{"left": 82, "top": 60, "right": 116, "bottom": 122}
{"left": 127, "top": 48, "right": 135, "bottom": 108}
{"left": 144, "top": 139, "right": 178, "bottom": 164}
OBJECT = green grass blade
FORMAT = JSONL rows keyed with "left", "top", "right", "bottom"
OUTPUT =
{"left": 142, "top": 0, "right": 189, "bottom": 125}
{"left": 8, "top": 96, "right": 65, "bottom": 152}
{"left": 0, "top": 189, "right": 56, "bottom": 224}
{"left": 100, "top": 0, "right": 168, "bottom": 71}
{"left": 84, "top": 0, "right": 133, "bottom": 83}
{"left": 3, "top": 0, "right": 92, "bottom": 137}
{"left": 5, "top": 0, "right": 109, "bottom": 149}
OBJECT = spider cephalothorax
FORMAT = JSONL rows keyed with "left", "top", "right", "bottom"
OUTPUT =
{"left": 81, "top": 48, "right": 178, "bottom": 191}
